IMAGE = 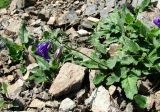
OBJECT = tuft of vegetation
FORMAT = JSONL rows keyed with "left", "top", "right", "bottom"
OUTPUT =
{"left": 0, "top": 0, "right": 11, "bottom": 8}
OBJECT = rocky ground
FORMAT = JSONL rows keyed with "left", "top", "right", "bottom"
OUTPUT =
{"left": 1, "top": 0, "right": 160, "bottom": 112}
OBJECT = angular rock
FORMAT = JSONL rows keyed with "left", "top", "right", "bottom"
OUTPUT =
{"left": 47, "top": 16, "right": 56, "bottom": 25}
{"left": 9, "top": 0, "right": 25, "bottom": 11}
{"left": 85, "top": 86, "right": 111, "bottom": 112}
{"left": 7, "top": 79, "right": 24, "bottom": 99}
{"left": 65, "top": 10, "right": 79, "bottom": 25}
{"left": 49, "top": 62, "right": 86, "bottom": 97}
{"left": 29, "top": 99, "right": 45, "bottom": 108}
{"left": 66, "top": 27, "right": 79, "bottom": 40}
{"left": 109, "top": 85, "right": 116, "bottom": 95}
{"left": 59, "top": 98, "right": 76, "bottom": 112}
{"left": 5, "top": 18, "right": 22, "bottom": 34}
{"left": 84, "top": 4, "right": 97, "bottom": 16}
{"left": 46, "top": 101, "right": 60, "bottom": 108}
{"left": 89, "top": 70, "right": 97, "bottom": 92}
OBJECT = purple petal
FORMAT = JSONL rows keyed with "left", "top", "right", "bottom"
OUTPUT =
{"left": 153, "top": 17, "right": 160, "bottom": 28}
{"left": 54, "top": 46, "right": 63, "bottom": 59}
{"left": 35, "top": 41, "right": 51, "bottom": 61}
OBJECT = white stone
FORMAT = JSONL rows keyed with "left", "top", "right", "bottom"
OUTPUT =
{"left": 77, "top": 29, "right": 90, "bottom": 36}
{"left": 87, "top": 17, "right": 99, "bottom": 23}
{"left": 85, "top": 86, "right": 111, "bottom": 112}
{"left": 59, "top": 98, "right": 76, "bottom": 112}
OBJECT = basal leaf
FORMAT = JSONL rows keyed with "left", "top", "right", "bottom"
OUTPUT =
{"left": 134, "top": 95, "right": 147, "bottom": 109}
{"left": 93, "top": 73, "right": 106, "bottom": 85}
{"left": 121, "top": 74, "right": 138, "bottom": 99}
{"left": 35, "top": 56, "right": 50, "bottom": 70}
{"left": 5, "top": 39, "right": 24, "bottom": 62}
{"left": 125, "top": 13, "right": 135, "bottom": 24}
{"left": 18, "top": 23, "right": 29, "bottom": 43}
{"left": 139, "top": 0, "right": 150, "bottom": 12}
{"left": 81, "top": 60, "right": 99, "bottom": 69}
{"left": 1, "top": 82, "right": 8, "bottom": 94}
{"left": 30, "top": 68, "right": 48, "bottom": 83}
{"left": 124, "top": 37, "right": 140, "bottom": 53}
{"left": 0, "top": 100, "right": 5, "bottom": 109}
{"left": 106, "top": 56, "right": 118, "bottom": 69}
{"left": 106, "top": 73, "right": 120, "bottom": 85}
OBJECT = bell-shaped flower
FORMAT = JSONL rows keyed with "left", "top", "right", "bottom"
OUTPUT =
{"left": 35, "top": 41, "right": 51, "bottom": 61}
{"left": 153, "top": 17, "right": 160, "bottom": 28}
{"left": 54, "top": 46, "right": 63, "bottom": 60}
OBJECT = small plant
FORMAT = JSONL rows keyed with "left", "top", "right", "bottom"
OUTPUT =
{"left": 0, "top": 0, "right": 11, "bottom": 8}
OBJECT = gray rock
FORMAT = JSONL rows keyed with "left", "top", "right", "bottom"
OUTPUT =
{"left": 81, "top": 20, "right": 94, "bottom": 29}
{"left": 49, "top": 62, "right": 86, "bottom": 97}
{"left": 100, "top": 7, "right": 114, "bottom": 19}
{"left": 38, "top": 91, "right": 50, "bottom": 100}
{"left": 5, "top": 18, "right": 22, "bottom": 34}
{"left": 89, "top": 70, "right": 96, "bottom": 92}
{"left": 66, "top": 27, "right": 79, "bottom": 40}
{"left": 105, "top": 0, "right": 116, "bottom": 7}
{"left": 59, "top": 98, "right": 76, "bottom": 112}
{"left": 9, "top": 0, "right": 25, "bottom": 11}
{"left": 7, "top": 79, "right": 24, "bottom": 99}
{"left": 85, "top": 86, "right": 111, "bottom": 112}
{"left": 84, "top": 4, "right": 97, "bottom": 16}
{"left": 30, "top": 19, "right": 41, "bottom": 27}
{"left": 65, "top": 10, "right": 79, "bottom": 25}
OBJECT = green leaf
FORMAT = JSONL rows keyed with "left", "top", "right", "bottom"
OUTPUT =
{"left": 4, "top": 38, "right": 23, "bottom": 62}
{"left": 93, "top": 73, "right": 106, "bottom": 85}
{"left": 93, "top": 39, "right": 106, "bottom": 54}
{"left": 18, "top": 23, "right": 29, "bottom": 43}
{"left": 125, "top": 13, "right": 135, "bottom": 24}
{"left": 106, "top": 57, "right": 118, "bottom": 69}
{"left": 81, "top": 60, "right": 99, "bottom": 69}
{"left": 30, "top": 68, "right": 48, "bottom": 83}
{"left": 106, "top": 73, "right": 120, "bottom": 85}
{"left": 121, "top": 74, "right": 138, "bottom": 99}
{"left": 124, "top": 37, "right": 140, "bottom": 53}
{"left": 1, "top": 82, "right": 8, "bottom": 94}
{"left": 134, "top": 95, "right": 147, "bottom": 109}
{"left": 139, "top": 0, "right": 150, "bottom": 12}
{"left": 0, "top": 100, "right": 5, "bottom": 109}
{"left": 35, "top": 56, "right": 50, "bottom": 70}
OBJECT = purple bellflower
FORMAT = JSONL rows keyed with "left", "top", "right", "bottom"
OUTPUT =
{"left": 153, "top": 17, "right": 160, "bottom": 28}
{"left": 35, "top": 41, "right": 51, "bottom": 61}
{"left": 54, "top": 46, "right": 63, "bottom": 60}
